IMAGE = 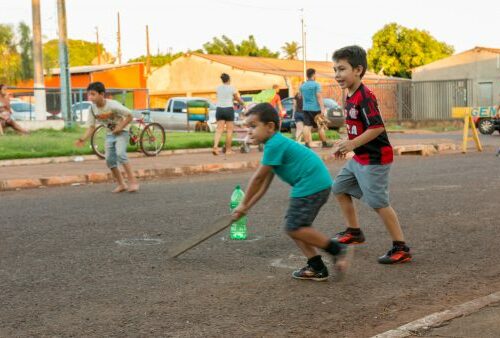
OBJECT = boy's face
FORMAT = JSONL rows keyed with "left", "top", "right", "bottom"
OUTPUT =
{"left": 245, "top": 114, "right": 276, "bottom": 144}
{"left": 87, "top": 90, "right": 105, "bottom": 105}
{"left": 333, "top": 59, "right": 363, "bottom": 89}
{"left": 0, "top": 86, "right": 7, "bottom": 96}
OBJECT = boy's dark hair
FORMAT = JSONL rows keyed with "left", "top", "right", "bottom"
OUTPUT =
{"left": 87, "top": 81, "right": 106, "bottom": 94}
{"left": 246, "top": 103, "right": 280, "bottom": 131}
{"left": 0, "top": 84, "right": 6, "bottom": 90}
{"left": 306, "top": 68, "right": 315, "bottom": 79}
{"left": 332, "top": 45, "right": 368, "bottom": 78}
{"left": 220, "top": 73, "right": 230, "bottom": 83}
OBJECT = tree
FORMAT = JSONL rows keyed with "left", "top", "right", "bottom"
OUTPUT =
{"left": 128, "top": 52, "right": 183, "bottom": 67}
{"left": 0, "top": 24, "right": 21, "bottom": 84}
{"left": 281, "top": 41, "right": 301, "bottom": 60}
{"left": 42, "top": 39, "right": 107, "bottom": 73}
{"left": 18, "top": 22, "right": 33, "bottom": 81}
{"left": 367, "top": 23, "right": 454, "bottom": 78}
{"left": 202, "top": 35, "right": 279, "bottom": 58}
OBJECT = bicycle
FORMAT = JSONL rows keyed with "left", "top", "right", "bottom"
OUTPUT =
{"left": 90, "top": 112, "right": 166, "bottom": 159}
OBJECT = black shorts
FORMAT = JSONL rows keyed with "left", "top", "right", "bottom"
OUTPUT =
{"left": 303, "top": 110, "right": 320, "bottom": 128}
{"left": 284, "top": 188, "right": 331, "bottom": 232}
{"left": 215, "top": 107, "right": 235, "bottom": 122}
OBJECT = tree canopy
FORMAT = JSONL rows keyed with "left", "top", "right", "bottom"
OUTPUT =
{"left": 367, "top": 23, "right": 454, "bottom": 78}
{"left": 203, "top": 35, "right": 279, "bottom": 58}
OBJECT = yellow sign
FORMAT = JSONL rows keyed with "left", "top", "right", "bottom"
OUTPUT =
{"left": 462, "top": 112, "right": 482, "bottom": 153}
{"left": 452, "top": 106, "right": 498, "bottom": 119}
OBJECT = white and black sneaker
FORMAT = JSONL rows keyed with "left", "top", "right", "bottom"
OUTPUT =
{"left": 292, "top": 265, "right": 329, "bottom": 281}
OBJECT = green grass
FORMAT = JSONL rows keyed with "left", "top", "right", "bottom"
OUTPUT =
{"left": 0, "top": 127, "right": 340, "bottom": 160}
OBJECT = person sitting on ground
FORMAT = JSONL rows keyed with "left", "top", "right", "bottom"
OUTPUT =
{"left": 0, "top": 84, "right": 30, "bottom": 136}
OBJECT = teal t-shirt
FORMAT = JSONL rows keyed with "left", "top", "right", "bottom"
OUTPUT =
{"left": 261, "top": 133, "right": 333, "bottom": 198}
{"left": 300, "top": 80, "right": 321, "bottom": 111}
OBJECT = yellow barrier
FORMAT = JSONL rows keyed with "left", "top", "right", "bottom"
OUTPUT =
{"left": 461, "top": 112, "right": 482, "bottom": 153}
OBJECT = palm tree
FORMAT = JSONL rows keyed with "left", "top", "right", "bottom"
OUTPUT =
{"left": 281, "top": 41, "right": 301, "bottom": 60}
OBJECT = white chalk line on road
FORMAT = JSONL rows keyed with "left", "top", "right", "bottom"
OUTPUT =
{"left": 371, "top": 290, "right": 500, "bottom": 338}
{"left": 410, "top": 185, "right": 462, "bottom": 191}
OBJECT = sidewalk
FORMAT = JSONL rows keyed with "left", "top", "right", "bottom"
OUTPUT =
{"left": 421, "top": 302, "right": 500, "bottom": 337}
{"left": 0, "top": 136, "right": 464, "bottom": 191}
{"left": 372, "top": 291, "right": 500, "bottom": 338}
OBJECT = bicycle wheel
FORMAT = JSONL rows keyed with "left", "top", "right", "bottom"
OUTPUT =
{"left": 139, "top": 122, "right": 165, "bottom": 156}
{"left": 90, "top": 125, "right": 107, "bottom": 159}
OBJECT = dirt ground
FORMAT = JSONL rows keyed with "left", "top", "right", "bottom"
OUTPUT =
{"left": 1, "top": 152, "right": 500, "bottom": 337}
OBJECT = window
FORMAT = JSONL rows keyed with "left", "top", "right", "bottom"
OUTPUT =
{"left": 172, "top": 101, "right": 186, "bottom": 113}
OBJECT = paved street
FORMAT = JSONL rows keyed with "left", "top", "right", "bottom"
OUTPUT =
{"left": 1, "top": 151, "right": 500, "bottom": 337}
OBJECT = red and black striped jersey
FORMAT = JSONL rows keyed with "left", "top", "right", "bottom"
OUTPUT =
{"left": 344, "top": 84, "right": 393, "bottom": 165}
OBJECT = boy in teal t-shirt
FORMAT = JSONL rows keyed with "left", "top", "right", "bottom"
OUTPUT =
{"left": 232, "top": 103, "right": 351, "bottom": 281}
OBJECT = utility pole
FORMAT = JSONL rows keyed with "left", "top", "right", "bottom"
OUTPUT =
{"left": 146, "top": 25, "right": 151, "bottom": 75}
{"left": 300, "top": 8, "right": 307, "bottom": 81}
{"left": 117, "top": 12, "right": 122, "bottom": 64}
{"left": 32, "top": 0, "right": 47, "bottom": 120}
{"left": 95, "top": 26, "right": 101, "bottom": 65}
{"left": 57, "top": 0, "right": 72, "bottom": 128}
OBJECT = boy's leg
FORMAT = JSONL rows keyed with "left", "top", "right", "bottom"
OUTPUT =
{"left": 356, "top": 163, "right": 411, "bottom": 264}
{"left": 285, "top": 189, "right": 352, "bottom": 281}
{"left": 374, "top": 206, "right": 404, "bottom": 242}
{"left": 116, "top": 131, "right": 139, "bottom": 192}
{"left": 332, "top": 161, "right": 366, "bottom": 244}
{"left": 106, "top": 134, "right": 127, "bottom": 192}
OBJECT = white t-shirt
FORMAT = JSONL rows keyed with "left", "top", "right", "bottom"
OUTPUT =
{"left": 216, "top": 84, "right": 236, "bottom": 108}
{"left": 86, "top": 99, "right": 132, "bottom": 132}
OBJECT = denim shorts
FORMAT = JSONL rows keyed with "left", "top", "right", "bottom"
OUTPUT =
{"left": 331, "top": 159, "right": 391, "bottom": 209}
{"left": 284, "top": 188, "right": 331, "bottom": 232}
{"left": 105, "top": 131, "right": 129, "bottom": 169}
{"left": 294, "top": 111, "right": 304, "bottom": 123}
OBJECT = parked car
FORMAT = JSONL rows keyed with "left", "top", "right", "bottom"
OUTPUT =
{"left": 71, "top": 101, "right": 92, "bottom": 122}
{"left": 10, "top": 101, "right": 54, "bottom": 121}
{"left": 150, "top": 97, "right": 223, "bottom": 132}
{"left": 281, "top": 97, "right": 345, "bottom": 131}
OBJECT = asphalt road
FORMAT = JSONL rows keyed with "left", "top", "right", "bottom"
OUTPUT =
{"left": 1, "top": 151, "right": 500, "bottom": 337}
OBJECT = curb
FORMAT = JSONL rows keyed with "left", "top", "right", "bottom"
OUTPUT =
{"left": 371, "top": 291, "right": 500, "bottom": 338}
{"left": 0, "top": 147, "right": 221, "bottom": 168}
{"left": 0, "top": 160, "right": 261, "bottom": 192}
{"left": 0, "top": 143, "right": 466, "bottom": 192}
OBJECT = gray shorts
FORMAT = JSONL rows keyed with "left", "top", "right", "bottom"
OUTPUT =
{"left": 284, "top": 188, "right": 331, "bottom": 232}
{"left": 332, "top": 160, "right": 391, "bottom": 209}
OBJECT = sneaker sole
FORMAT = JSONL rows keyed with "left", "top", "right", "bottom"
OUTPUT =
{"left": 291, "top": 275, "right": 329, "bottom": 282}
{"left": 378, "top": 256, "right": 412, "bottom": 265}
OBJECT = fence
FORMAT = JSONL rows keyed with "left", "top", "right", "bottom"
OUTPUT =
{"left": 324, "top": 79, "right": 474, "bottom": 121}
{"left": 7, "top": 87, "right": 149, "bottom": 122}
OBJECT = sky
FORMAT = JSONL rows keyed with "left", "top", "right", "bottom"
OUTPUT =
{"left": 1, "top": 0, "right": 499, "bottom": 62}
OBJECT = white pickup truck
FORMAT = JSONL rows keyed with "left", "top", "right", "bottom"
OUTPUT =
{"left": 149, "top": 97, "right": 219, "bottom": 132}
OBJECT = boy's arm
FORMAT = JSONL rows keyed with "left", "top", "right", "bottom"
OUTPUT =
{"left": 337, "top": 127, "right": 384, "bottom": 153}
{"left": 75, "top": 125, "right": 96, "bottom": 147}
{"left": 232, "top": 165, "right": 274, "bottom": 220}
{"left": 112, "top": 103, "right": 133, "bottom": 135}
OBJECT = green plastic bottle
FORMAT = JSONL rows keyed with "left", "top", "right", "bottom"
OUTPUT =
{"left": 229, "top": 185, "right": 247, "bottom": 240}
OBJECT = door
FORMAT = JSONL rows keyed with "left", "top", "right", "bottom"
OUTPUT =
{"left": 172, "top": 100, "right": 188, "bottom": 130}
{"left": 478, "top": 82, "right": 493, "bottom": 107}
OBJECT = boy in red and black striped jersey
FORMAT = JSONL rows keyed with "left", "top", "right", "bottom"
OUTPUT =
{"left": 331, "top": 46, "right": 411, "bottom": 264}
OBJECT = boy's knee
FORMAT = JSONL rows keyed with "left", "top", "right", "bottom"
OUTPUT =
{"left": 117, "top": 153, "right": 128, "bottom": 165}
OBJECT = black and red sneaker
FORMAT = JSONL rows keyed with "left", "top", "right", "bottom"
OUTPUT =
{"left": 334, "top": 229, "right": 366, "bottom": 245}
{"left": 378, "top": 245, "right": 412, "bottom": 264}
